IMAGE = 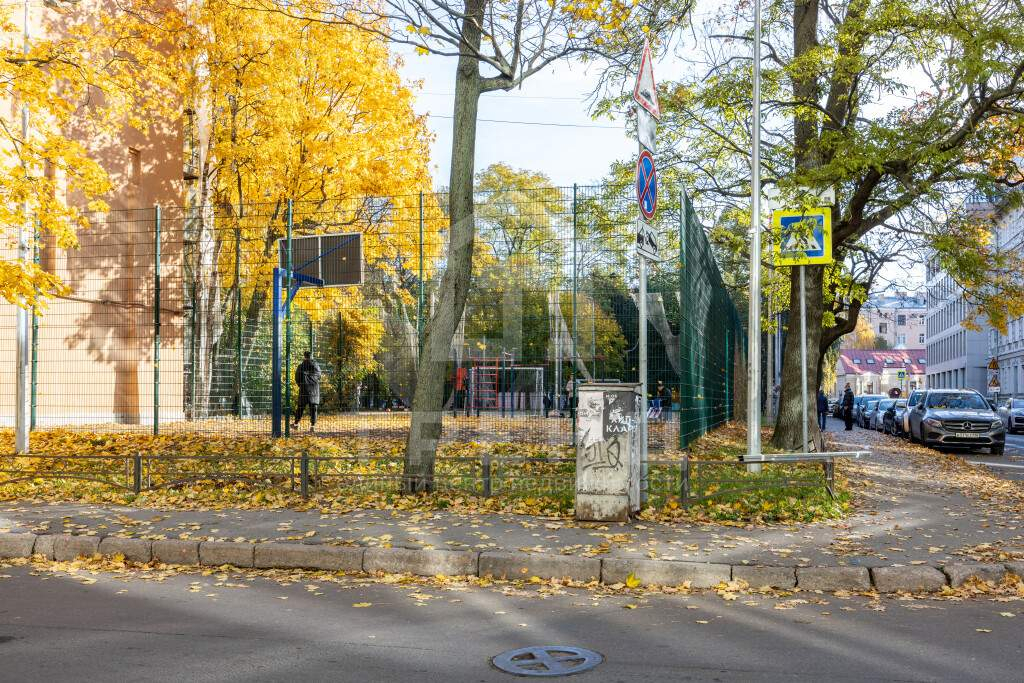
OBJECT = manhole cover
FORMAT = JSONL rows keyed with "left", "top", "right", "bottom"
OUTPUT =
{"left": 492, "top": 646, "right": 603, "bottom": 677}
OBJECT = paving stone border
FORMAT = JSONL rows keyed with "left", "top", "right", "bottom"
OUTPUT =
{"left": 1, "top": 532, "right": 1021, "bottom": 594}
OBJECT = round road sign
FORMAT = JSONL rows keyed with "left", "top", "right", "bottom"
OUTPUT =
{"left": 636, "top": 149, "right": 658, "bottom": 220}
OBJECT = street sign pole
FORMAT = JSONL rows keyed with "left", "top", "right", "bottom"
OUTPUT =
{"left": 800, "top": 265, "right": 808, "bottom": 452}
{"left": 639, "top": 243, "right": 648, "bottom": 505}
{"left": 633, "top": 37, "right": 660, "bottom": 506}
{"left": 747, "top": 0, "right": 763, "bottom": 471}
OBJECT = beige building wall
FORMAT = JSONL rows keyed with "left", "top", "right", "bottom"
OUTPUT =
{"left": 0, "top": 2, "right": 185, "bottom": 428}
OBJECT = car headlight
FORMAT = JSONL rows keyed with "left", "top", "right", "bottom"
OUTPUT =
{"left": 924, "top": 418, "right": 942, "bottom": 427}
{"left": 992, "top": 420, "right": 1003, "bottom": 429}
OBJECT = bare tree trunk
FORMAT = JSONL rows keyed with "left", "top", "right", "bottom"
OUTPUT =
{"left": 403, "top": 0, "right": 485, "bottom": 493}
{"left": 548, "top": 291, "right": 593, "bottom": 382}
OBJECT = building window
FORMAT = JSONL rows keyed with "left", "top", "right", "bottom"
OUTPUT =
{"left": 897, "top": 314, "right": 907, "bottom": 326}
{"left": 129, "top": 148, "right": 141, "bottom": 186}
{"left": 879, "top": 323, "right": 888, "bottom": 334}
{"left": 896, "top": 334, "right": 906, "bottom": 346}
{"left": 918, "top": 333, "right": 925, "bottom": 344}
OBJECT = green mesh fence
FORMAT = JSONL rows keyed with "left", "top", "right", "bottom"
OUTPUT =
{"left": 0, "top": 184, "right": 742, "bottom": 453}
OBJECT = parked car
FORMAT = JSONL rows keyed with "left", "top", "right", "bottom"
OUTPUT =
{"left": 907, "top": 389, "right": 1006, "bottom": 455}
{"left": 860, "top": 399, "right": 881, "bottom": 428}
{"left": 996, "top": 396, "right": 1024, "bottom": 434}
{"left": 853, "top": 394, "right": 885, "bottom": 424}
{"left": 871, "top": 399, "right": 896, "bottom": 430}
{"left": 883, "top": 399, "right": 908, "bottom": 436}
{"left": 902, "top": 389, "right": 925, "bottom": 437}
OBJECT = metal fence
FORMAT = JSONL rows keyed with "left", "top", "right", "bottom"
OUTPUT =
{"left": 0, "top": 184, "right": 743, "bottom": 453}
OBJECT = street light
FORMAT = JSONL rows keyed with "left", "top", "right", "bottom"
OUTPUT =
{"left": 747, "top": 0, "right": 763, "bottom": 470}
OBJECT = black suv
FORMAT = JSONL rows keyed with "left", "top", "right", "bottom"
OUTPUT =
{"left": 907, "top": 389, "right": 1006, "bottom": 455}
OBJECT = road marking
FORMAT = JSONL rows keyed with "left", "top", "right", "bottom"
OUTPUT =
{"left": 966, "top": 461, "right": 1024, "bottom": 470}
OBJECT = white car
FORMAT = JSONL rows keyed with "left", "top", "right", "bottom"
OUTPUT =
{"left": 997, "top": 396, "right": 1024, "bottom": 434}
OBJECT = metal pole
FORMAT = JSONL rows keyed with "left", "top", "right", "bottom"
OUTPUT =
{"left": 418, "top": 191, "right": 425, "bottom": 356}
{"left": 30, "top": 222, "right": 38, "bottom": 431}
{"left": 284, "top": 199, "right": 293, "bottom": 437}
{"left": 571, "top": 184, "right": 578, "bottom": 446}
{"left": 271, "top": 267, "right": 282, "bottom": 437}
{"left": 154, "top": 205, "right": 161, "bottom": 435}
{"left": 14, "top": 0, "right": 31, "bottom": 453}
{"left": 746, "top": 0, "right": 763, "bottom": 471}
{"left": 800, "top": 265, "right": 809, "bottom": 452}
{"left": 639, "top": 254, "right": 649, "bottom": 505}
{"left": 235, "top": 226, "right": 242, "bottom": 417}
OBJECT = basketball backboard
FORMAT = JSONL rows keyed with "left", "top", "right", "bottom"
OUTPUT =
{"left": 277, "top": 233, "right": 363, "bottom": 287}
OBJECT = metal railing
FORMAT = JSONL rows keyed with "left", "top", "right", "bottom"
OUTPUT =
{"left": 0, "top": 449, "right": 863, "bottom": 505}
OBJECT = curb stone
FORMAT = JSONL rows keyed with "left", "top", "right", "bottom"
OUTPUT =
{"left": 32, "top": 534, "right": 55, "bottom": 560}
{"left": 943, "top": 563, "right": 1007, "bottom": 588}
{"left": 200, "top": 541, "right": 255, "bottom": 568}
{"left": 363, "top": 548, "right": 479, "bottom": 577}
{"left": 602, "top": 558, "right": 731, "bottom": 588}
{"left": 254, "top": 543, "right": 363, "bottom": 572}
{"left": 0, "top": 533, "right": 36, "bottom": 559}
{"left": 796, "top": 566, "right": 871, "bottom": 592}
{"left": 479, "top": 552, "right": 600, "bottom": 583}
{"left": 152, "top": 540, "right": 200, "bottom": 566}
{"left": 0, "top": 531, "right": 1007, "bottom": 595}
{"left": 733, "top": 565, "right": 796, "bottom": 590}
{"left": 98, "top": 537, "right": 153, "bottom": 564}
{"left": 871, "top": 566, "right": 946, "bottom": 593}
{"left": 53, "top": 534, "right": 101, "bottom": 562}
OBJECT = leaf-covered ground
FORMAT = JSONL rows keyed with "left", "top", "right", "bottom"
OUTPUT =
{"left": 0, "top": 421, "right": 849, "bottom": 525}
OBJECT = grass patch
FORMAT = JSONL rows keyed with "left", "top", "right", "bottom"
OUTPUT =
{"left": 0, "top": 424, "right": 850, "bottom": 524}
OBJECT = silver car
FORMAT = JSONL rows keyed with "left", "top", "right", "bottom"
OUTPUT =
{"left": 907, "top": 389, "right": 1006, "bottom": 455}
{"left": 997, "top": 396, "right": 1024, "bottom": 434}
{"left": 871, "top": 399, "right": 896, "bottom": 431}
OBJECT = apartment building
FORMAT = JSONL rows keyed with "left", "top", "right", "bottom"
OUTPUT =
{"left": 844, "top": 292, "right": 927, "bottom": 349}
{"left": 923, "top": 199, "right": 993, "bottom": 394}
{"left": 988, "top": 199, "right": 1024, "bottom": 396}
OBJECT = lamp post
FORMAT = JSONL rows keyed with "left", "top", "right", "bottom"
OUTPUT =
{"left": 746, "top": 0, "right": 763, "bottom": 470}
{"left": 14, "top": 0, "right": 32, "bottom": 454}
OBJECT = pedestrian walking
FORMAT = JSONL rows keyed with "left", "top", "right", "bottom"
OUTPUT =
{"left": 292, "top": 351, "right": 322, "bottom": 433}
{"left": 817, "top": 389, "right": 829, "bottom": 431}
{"left": 841, "top": 383, "right": 855, "bottom": 431}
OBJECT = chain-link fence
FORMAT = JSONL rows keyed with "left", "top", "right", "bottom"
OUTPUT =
{"left": 0, "top": 184, "right": 743, "bottom": 453}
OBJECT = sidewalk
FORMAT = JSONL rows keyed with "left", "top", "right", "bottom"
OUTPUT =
{"left": 2, "top": 424, "right": 1022, "bottom": 573}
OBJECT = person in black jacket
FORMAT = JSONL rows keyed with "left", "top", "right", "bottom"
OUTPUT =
{"left": 817, "top": 389, "right": 830, "bottom": 431}
{"left": 292, "top": 351, "right": 322, "bottom": 433}
{"left": 841, "top": 383, "right": 855, "bottom": 431}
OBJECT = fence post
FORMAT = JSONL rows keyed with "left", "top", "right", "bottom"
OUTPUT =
{"left": 300, "top": 450, "right": 309, "bottom": 499}
{"left": 724, "top": 327, "right": 731, "bottom": 422}
{"left": 235, "top": 226, "right": 242, "bottom": 418}
{"left": 30, "top": 223, "right": 38, "bottom": 431}
{"left": 680, "top": 454, "right": 690, "bottom": 507}
{"left": 284, "top": 199, "right": 293, "bottom": 438}
{"left": 153, "top": 205, "right": 161, "bottom": 435}
{"left": 418, "top": 191, "right": 424, "bottom": 355}
{"left": 133, "top": 452, "right": 142, "bottom": 494}
{"left": 482, "top": 453, "right": 492, "bottom": 498}
{"left": 678, "top": 193, "right": 689, "bottom": 449}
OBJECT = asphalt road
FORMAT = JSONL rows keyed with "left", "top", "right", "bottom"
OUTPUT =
{"left": 0, "top": 563, "right": 1021, "bottom": 682}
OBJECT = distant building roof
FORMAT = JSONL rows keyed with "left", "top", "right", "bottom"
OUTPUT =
{"left": 838, "top": 348, "right": 926, "bottom": 376}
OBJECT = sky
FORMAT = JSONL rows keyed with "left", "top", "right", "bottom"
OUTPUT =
{"left": 397, "top": 49, "right": 636, "bottom": 189}
{"left": 396, "top": 20, "right": 927, "bottom": 296}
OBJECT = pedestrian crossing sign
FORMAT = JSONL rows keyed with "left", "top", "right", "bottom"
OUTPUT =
{"left": 772, "top": 208, "right": 833, "bottom": 266}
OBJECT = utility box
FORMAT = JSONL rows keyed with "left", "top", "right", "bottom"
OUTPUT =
{"left": 575, "top": 383, "right": 642, "bottom": 522}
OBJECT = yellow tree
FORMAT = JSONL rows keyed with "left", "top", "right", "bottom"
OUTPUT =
{"left": 138, "top": 0, "right": 442, "bottom": 413}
